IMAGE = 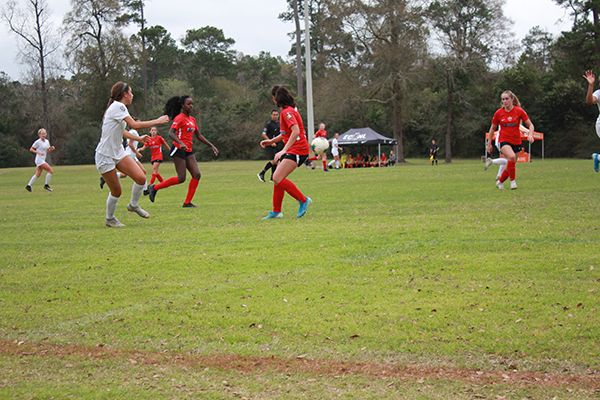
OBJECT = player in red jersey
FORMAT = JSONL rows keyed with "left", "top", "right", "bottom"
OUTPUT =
{"left": 260, "top": 85, "right": 312, "bottom": 219}
{"left": 305, "top": 123, "right": 329, "bottom": 171}
{"left": 141, "top": 126, "right": 170, "bottom": 186}
{"left": 486, "top": 90, "right": 534, "bottom": 190}
{"left": 148, "top": 95, "right": 218, "bottom": 207}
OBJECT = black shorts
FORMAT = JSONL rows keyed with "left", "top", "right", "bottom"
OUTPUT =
{"left": 281, "top": 153, "right": 308, "bottom": 167}
{"left": 499, "top": 142, "right": 523, "bottom": 154}
{"left": 151, "top": 159, "right": 163, "bottom": 165}
{"left": 170, "top": 147, "right": 194, "bottom": 160}
{"left": 266, "top": 145, "right": 278, "bottom": 161}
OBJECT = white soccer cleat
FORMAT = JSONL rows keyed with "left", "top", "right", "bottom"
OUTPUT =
{"left": 510, "top": 180, "right": 517, "bottom": 190}
{"left": 105, "top": 217, "right": 125, "bottom": 227}
{"left": 496, "top": 180, "right": 505, "bottom": 190}
{"left": 484, "top": 157, "right": 493, "bottom": 170}
{"left": 127, "top": 204, "right": 150, "bottom": 218}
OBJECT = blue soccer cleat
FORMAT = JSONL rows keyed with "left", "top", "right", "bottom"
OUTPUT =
{"left": 262, "top": 211, "right": 283, "bottom": 219}
{"left": 593, "top": 153, "right": 599, "bottom": 173}
{"left": 297, "top": 197, "right": 312, "bottom": 218}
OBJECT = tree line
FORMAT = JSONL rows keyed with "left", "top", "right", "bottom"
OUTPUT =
{"left": 1, "top": 0, "right": 599, "bottom": 169}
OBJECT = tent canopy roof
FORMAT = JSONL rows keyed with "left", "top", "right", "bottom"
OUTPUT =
{"left": 335, "top": 127, "right": 398, "bottom": 145}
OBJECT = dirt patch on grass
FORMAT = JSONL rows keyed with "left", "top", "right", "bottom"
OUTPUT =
{"left": 1, "top": 339, "right": 598, "bottom": 391}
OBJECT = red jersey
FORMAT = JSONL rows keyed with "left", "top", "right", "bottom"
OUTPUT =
{"left": 279, "top": 106, "right": 309, "bottom": 155}
{"left": 171, "top": 113, "right": 198, "bottom": 151}
{"left": 147, "top": 135, "right": 167, "bottom": 161}
{"left": 492, "top": 106, "right": 529, "bottom": 145}
{"left": 314, "top": 129, "right": 327, "bottom": 138}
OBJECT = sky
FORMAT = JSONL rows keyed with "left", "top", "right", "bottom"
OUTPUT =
{"left": 0, "top": 0, "right": 572, "bottom": 81}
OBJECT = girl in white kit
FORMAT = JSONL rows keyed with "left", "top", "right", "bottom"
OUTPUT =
{"left": 26, "top": 128, "right": 55, "bottom": 192}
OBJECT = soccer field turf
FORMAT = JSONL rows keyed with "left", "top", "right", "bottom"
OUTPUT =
{"left": 1, "top": 159, "right": 599, "bottom": 398}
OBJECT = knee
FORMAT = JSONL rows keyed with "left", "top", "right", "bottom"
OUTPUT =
{"left": 192, "top": 172, "right": 201, "bottom": 180}
{"left": 111, "top": 188, "right": 122, "bottom": 198}
{"left": 48, "top": 168, "right": 54, "bottom": 175}
{"left": 178, "top": 175, "right": 186, "bottom": 184}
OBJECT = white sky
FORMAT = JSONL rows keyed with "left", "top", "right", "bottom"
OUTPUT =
{"left": 0, "top": 0, "right": 572, "bottom": 81}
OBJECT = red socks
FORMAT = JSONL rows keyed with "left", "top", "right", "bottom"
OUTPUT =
{"left": 499, "top": 161, "right": 516, "bottom": 183}
{"left": 272, "top": 184, "right": 285, "bottom": 213}
{"left": 277, "top": 179, "right": 306, "bottom": 202}
{"left": 154, "top": 176, "right": 180, "bottom": 190}
{"left": 157, "top": 174, "right": 164, "bottom": 182}
{"left": 150, "top": 174, "right": 157, "bottom": 185}
{"left": 272, "top": 179, "right": 306, "bottom": 212}
{"left": 184, "top": 178, "right": 199, "bottom": 204}
{"left": 322, "top": 160, "right": 327, "bottom": 170}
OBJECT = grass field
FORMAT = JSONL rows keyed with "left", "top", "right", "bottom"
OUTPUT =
{"left": 1, "top": 158, "right": 599, "bottom": 399}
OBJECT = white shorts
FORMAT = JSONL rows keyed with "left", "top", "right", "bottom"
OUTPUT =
{"left": 595, "top": 119, "right": 600, "bottom": 139}
{"left": 35, "top": 158, "right": 47, "bottom": 167}
{"left": 127, "top": 154, "right": 138, "bottom": 163}
{"left": 95, "top": 152, "right": 127, "bottom": 175}
{"left": 332, "top": 149, "right": 339, "bottom": 157}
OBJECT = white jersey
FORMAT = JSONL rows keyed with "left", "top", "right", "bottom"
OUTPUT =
{"left": 594, "top": 89, "right": 600, "bottom": 137}
{"left": 124, "top": 129, "right": 140, "bottom": 159}
{"left": 32, "top": 138, "right": 51, "bottom": 166}
{"left": 96, "top": 100, "right": 130, "bottom": 159}
{"left": 331, "top": 138, "right": 339, "bottom": 156}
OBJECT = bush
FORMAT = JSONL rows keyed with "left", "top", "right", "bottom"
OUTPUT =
{"left": 64, "top": 124, "right": 101, "bottom": 165}
{"left": 0, "top": 134, "right": 32, "bottom": 168}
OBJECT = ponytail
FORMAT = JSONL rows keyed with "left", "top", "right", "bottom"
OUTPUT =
{"left": 164, "top": 95, "right": 190, "bottom": 120}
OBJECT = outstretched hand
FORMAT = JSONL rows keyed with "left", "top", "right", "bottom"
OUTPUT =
{"left": 584, "top": 70, "right": 595, "bottom": 85}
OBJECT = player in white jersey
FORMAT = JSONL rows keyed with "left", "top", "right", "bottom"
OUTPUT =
{"left": 584, "top": 70, "right": 600, "bottom": 172}
{"left": 100, "top": 117, "right": 147, "bottom": 192}
{"left": 26, "top": 129, "right": 55, "bottom": 192}
{"left": 95, "top": 82, "right": 169, "bottom": 227}
{"left": 327, "top": 133, "right": 343, "bottom": 170}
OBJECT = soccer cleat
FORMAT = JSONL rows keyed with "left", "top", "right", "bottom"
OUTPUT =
{"left": 262, "top": 211, "right": 283, "bottom": 219}
{"left": 269, "top": 178, "right": 274, "bottom": 183}
{"left": 593, "top": 153, "right": 599, "bottom": 173}
{"left": 510, "top": 180, "right": 517, "bottom": 190}
{"left": 323, "top": 169, "right": 329, "bottom": 172}
{"left": 182, "top": 202, "right": 199, "bottom": 208}
{"left": 257, "top": 172, "right": 266, "bottom": 182}
{"left": 484, "top": 157, "right": 493, "bottom": 170}
{"left": 143, "top": 189, "right": 149, "bottom": 196}
{"left": 496, "top": 180, "right": 505, "bottom": 190}
{"left": 100, "top": 176, "right": 105, "bottom": 189}
{"left": 127, "top": 203, "right": 150, "bottom": 218}
{"left": 335, "top": 167, "right": 340, "bottom": 170}
{"left": 297, "top": 196, "right": 312, "bottom": 218}
{"left": 148, "top": 185, "right": 157, "bottom": 202}
{"left": 105, "top": 217, "right": 125, "bottom": 227}
{"left": 43, "top": 185, "right": 53, "bottom": 192}
{"left": 25, "top": 185, "right": 32, "bottom": 192}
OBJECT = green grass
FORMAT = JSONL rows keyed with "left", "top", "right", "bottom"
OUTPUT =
{"left": 1, "top": 158, "right": 599, "bottom": 398}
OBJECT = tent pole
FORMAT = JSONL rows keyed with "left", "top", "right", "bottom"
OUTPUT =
{"left": 529, "top": 141, "right": 532, "bottom": 162}
{"left": 304, "top": 0, "right": 314, "bottom": 143}
{"left": 378, "top": 143, "right": 381, "bottom": 167}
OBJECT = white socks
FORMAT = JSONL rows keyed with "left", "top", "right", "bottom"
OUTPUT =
{"left": 106, "top": 194, "right": 119, "bottom": 219}
{"left": 335, "top": 160, "right": 340, "bottom": 168}
{"left": 492, "top": 158, "right": 507, "bottom": 165}
{"left": 130, "top": 181, "right": 145, "bottom": 207}
{"left": 45, "top": 173, "right": 52, "bottom": 185}
{"left": 28, "top": 175, "right": 38, "bottom": 187}
{"left": 497, "top": 164, "right": 507, "bottom": 179}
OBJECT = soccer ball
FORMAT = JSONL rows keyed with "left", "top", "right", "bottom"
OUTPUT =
{"left": 311, "top": 137, "right": 329, "bottom": 155}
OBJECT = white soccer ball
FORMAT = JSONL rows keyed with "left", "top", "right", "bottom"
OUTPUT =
{"left": 310, "top": 137, "right": 329, "bottom": 155}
